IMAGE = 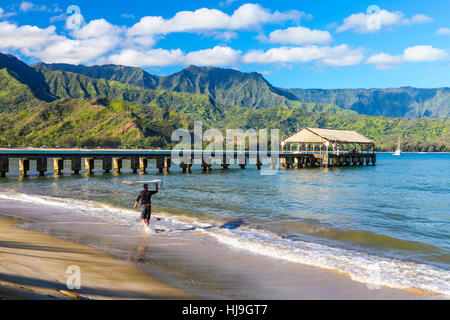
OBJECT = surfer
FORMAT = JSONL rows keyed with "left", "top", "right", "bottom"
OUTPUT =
{"left": 134, "top": 183, "right": 159, "bottom": 231}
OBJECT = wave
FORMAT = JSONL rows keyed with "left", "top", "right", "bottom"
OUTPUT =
{"left": 0, "top": 189, "right": 449, "bottom": 296}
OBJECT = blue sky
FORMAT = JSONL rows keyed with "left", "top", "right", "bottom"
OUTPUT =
{"left": 0, "top": 0, "right": 449, "bottom": 88}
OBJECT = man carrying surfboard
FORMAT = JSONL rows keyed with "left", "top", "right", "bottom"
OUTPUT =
{"left": 134, "top": 183, "right": 159, "bottom": 231}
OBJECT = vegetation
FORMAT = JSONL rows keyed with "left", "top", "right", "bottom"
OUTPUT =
{"left": 0, "top": 52, "right": 449, "bottom": 151}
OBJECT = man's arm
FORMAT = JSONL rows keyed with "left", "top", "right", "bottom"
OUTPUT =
{"left": 134, "top": 192, "right": 141, "bottom": 209}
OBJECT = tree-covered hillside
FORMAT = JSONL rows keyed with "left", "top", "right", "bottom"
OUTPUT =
{"left": 0, "top": 52, "right": 449, "bottom": 151}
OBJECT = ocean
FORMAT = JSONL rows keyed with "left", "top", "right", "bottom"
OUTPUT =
{"left": 0, "top": 153, "right": 449, "bottom": 298}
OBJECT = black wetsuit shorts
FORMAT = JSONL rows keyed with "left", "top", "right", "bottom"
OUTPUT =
{"left": 141, "top": 205, "right": 151, "bottom": 220}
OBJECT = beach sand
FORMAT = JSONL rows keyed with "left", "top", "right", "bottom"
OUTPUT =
{"left": 0, "top": 217, "right": 192, "bottom": 300}
{"left": 0, "top": 205, "right": 437, "bottom": 300}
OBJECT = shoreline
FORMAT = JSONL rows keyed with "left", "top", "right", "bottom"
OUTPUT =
{"left": 0, "top": 203, "right": 438, "bottom": 300}
{"left": 0, "top": 216, "right": 193, "bottom": 300}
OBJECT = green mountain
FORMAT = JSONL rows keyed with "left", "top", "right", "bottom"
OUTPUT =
{"left": 285, "top": 88, "right": 450, "bottom": 119}
{"left": 0, "top": 97, "right": 193, "bottom": 149}
{"left": 36, "top": 68, "right": 225, "bottom": 124}
{"left": 33, "top": 62, "right": 159, "bottom": 89}
{"left": 0, "top": 53, "right": 56, "bottom": 104}
{"left": 34, "top": 63, "right": 299, "bottom": 109}
{"left": 157, "top": 65, "right": 299, "bottom": 109}
{"left": 32, "top": 61, "right": 450, "bottom": 119}
{"left": 0, "top": 52, "right": 448, "bottom": 151}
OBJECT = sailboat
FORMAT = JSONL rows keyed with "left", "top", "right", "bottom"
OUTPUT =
{"left": 393, "top": 137, "right": 401, "bottom": 156}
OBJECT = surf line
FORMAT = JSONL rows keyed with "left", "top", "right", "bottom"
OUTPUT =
{"left": 182, "top": 304, "right": 216, "bottom": 318}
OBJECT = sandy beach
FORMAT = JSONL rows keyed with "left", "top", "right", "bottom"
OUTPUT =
{"left": 0, "top": 207, "right": 433, "bottom": 300}
{"left": 0, "top": 217, "right": 192, "bottom": 300}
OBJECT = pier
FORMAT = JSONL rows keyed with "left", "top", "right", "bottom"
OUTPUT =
{"left": 0, "top": 149, "right": 375, "bottom": 177}
{"left": 0, "top": 128, "right": 376, "bottom": 177}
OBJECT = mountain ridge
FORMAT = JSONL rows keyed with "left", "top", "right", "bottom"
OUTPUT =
{"left": 1, "top": 52, "right": 449, "bottom": 151}
{"left": 31, "top": 60, "right": 450, "bottom": 119}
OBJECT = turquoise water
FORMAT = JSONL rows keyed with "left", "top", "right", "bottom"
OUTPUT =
{"left": 0, "top": 153, "right": 449, "bottom": 295}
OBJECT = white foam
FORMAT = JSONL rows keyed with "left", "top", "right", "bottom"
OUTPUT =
{"left": 1, "top": 189, "right": 449, "bottom": 296}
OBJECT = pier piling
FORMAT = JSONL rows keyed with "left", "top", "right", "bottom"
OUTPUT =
{"left": 0, "top": 158, "right": 8, "bottom": 177}
{"left": 103, "top": 158, "right": 112, "bottom": 174}
{"left": 71, "top": 157, "right": 82, "bottom": 174}
{"left": 113, "top": 158, "right": 122, "bottom": 173}
{"left": 53, "top": 158, "right": 63, "bottom": 175}
{"left": 19, "top": 158, "right": 30, "bottom": 176}
{"left": 85, "top": 158, "right": 95, "bottom": 174}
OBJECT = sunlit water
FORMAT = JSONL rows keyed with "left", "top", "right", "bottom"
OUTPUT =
{"left": 0, "top": 153, "right": 449, "bottom": 296}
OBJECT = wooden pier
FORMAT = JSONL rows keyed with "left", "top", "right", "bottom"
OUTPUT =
{"left": 0, "top": 127, "right": 376, "bottom": 177}
{"left": 0, "top": 148, "right": 375, "bottom": 177}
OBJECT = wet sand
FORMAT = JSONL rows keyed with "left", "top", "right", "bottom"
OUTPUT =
{"left": 0, "top": 217, "right": 192, "bottom": 300}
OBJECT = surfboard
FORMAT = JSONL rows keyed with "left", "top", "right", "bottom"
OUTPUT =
{"left": 122, "top": 180, "right": 162, "bottom": 185}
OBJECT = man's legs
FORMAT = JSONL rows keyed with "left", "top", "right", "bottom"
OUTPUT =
{"left": 141, "top": 206, "right": 151, "bottom": 229}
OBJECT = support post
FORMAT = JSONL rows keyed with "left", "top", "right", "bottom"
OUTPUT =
{"left": 113, "top": 158, "right": 122, "bottom": 174}
{"left": 156, "top": 157, "right": 164, "bottom": 173}
{"left": 256, "top": 157, "right": 262, "bottom": 170}
{"left": 285, "top": 157, "right": 292, "bottom": 169}
{"left": 36, "top": 158, "right": 47, "bottom": 176}
{"left": 332, "top": 156, "right": 337, "bottom": 167}
{"left": 139, "top": 157, "right": 148, "bottom": 174}
{"left": 345, "top": 156, "right": 351, "bottom": 166}
{"left": 180, "top": 161, "right": 192, "bottom": 173}
{"left": 163, "top": 157, "right": 171, "bottom": 173}
{"left": 53, "top": 158, "right": 64, "bottom": 175}
{"left": 0, "top": 158, "right": 9, "bottom": 177}
{"left": 103, "top": 157, "right": 112, "bottom": 174}
{"left": 130, "top": 157, "right": 139, "bottom": 174}
{"left": 202, "top": 158, "right": 212, "bottom": 172}
{"left": 19, "top": 158, "right": 30, "bottom": 176}
{"left": 239, "top": 158, "right": 246, "bottom": 169}
{"left": 71, "top": 157, "right": 82, "bottom": 174}
{"left": 85, "top": 158, "right": 95, "bottom": 174}
{"left": 297, "top": 156, "right": 303, "bottom": 169}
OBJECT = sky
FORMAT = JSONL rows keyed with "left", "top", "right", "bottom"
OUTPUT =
{"left": 0, "top": 0, "right": 449, "bottom": 89}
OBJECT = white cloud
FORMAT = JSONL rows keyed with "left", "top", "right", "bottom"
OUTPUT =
{"left": 72, "top": 19, "right": 123, "bottom": 40}
{"left": 403, "top": 45, "right": 448, "bottom": 62}
{"left": 0, "top": 20, "right": 121, "bottom": 65}
{"left": 367, "top": 45, "right": 448, "bottom": 69}
{"left": 410, "top": 14, "right": 433, "bottom": 24}
{"left": 337, "top": 9, "right": 433, "bottom": 33}
{"left": 128, "top": 4, "right": 304, "bottom": 37}
{"left": 108, "top": 49, "right": 185, "bottom": 67}
{"left": 436, "top": 28, "right": 450, "bottom": 35}
{"left": 0, "top": 21, "right": 60, "bottom": 52}
{"left": 243, "top": 44, "right": 364, "bottom": 66}
{"left": 108, "top": 46, "right": 241, "bottom": 67}
{"left": 266, "top": 26, "right": 332, "bottom": 45}
{"left": 366, "top": 53, "right": 403, "bottom": 69}
{"left": 185, "top": 46, "right": 241, "bottom": 66}
{"left": 19, "top": 1, "right": 47, "bottom": 13}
